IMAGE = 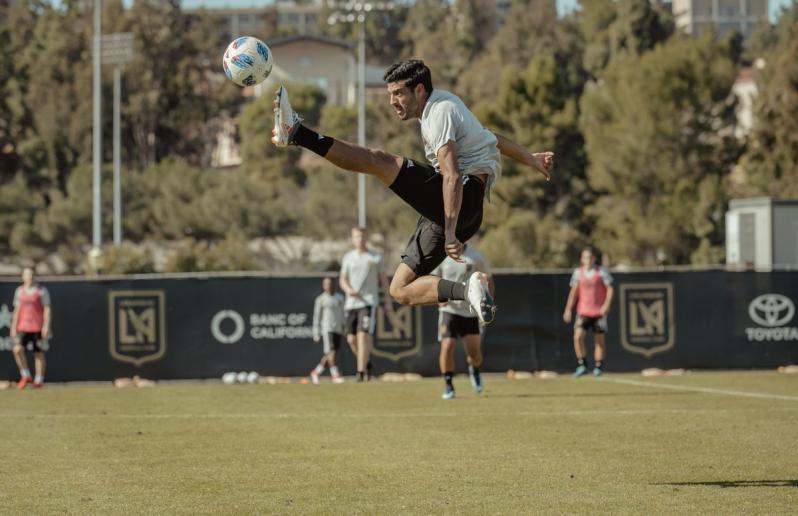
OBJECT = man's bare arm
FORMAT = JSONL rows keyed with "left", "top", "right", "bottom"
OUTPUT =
{"left": 339, "top": 272, "right": 356, "bottom": 297}
{"left": 42, "top": 305, "right": 51, "bottom": 339}
{"left": 493, "top": 132, "right": 553, "bottom": 180}
{"left": 437, "top": 140, "right": 464, "bottom": 261}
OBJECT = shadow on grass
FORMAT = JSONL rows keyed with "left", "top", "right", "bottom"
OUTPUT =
{"left": 488, "top": 391, "right": 696, "bottom": 399}
{"left": 658, "top": 480, "right": 798, "bottom": 488}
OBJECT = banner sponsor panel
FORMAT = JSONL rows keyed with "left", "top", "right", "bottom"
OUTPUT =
{"left": 0, "top": 271, "right": 795, "bottom": 381}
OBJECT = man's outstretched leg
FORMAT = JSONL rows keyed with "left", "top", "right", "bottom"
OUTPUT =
{"left": 390, "top": 263, "right": 495, "bottom": 323}
{"left": 272, "top": 86, "right": 401, "bottom": 186}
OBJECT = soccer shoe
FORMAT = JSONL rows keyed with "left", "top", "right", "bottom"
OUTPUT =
{"left": 572, "top": 365, "right": 588, "bottom": 378}
{"left": 16, "top": 377, "right": 31, "bottom": 390}
{"left": 310, "top": 370, "right": 320, "bottom": 385}
{"left": 469, "top": 368, "right": 483, "bottom": 394}
{"left": 593, "top": 367, "right": 603, "bottom": 377}
{"left": 466, "top": 272, "right": 496, "bottom": 324}
{"left": 332, "top": 375, "right": 345, "bottom": 384}
{"left": 442, "top": 386, "right": 455, "bottom": 400}
{"left": 272, "top": 85, "right": 302, "bottom": 147}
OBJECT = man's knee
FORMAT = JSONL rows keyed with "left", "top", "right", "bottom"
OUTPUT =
{"left": 12, "top": 344, "right": 23, "bottom": 356}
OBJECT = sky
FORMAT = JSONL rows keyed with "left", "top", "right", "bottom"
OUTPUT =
{"left": 102, "top": 0, "right": 796, "bottom": 23}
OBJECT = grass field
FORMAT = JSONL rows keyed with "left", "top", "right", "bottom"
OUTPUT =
{"left": 1, "top": 371, "right": 796, "bottom": 514}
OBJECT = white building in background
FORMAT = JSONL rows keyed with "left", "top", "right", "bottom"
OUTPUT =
{"left": 672, "top": 0, "right": 769, "bottom": 36}
{"left": 726, "top": 198, "right": 798, "bottom": 269}
{"left": 256, "top": 34, "right": 385, "bottom": 106}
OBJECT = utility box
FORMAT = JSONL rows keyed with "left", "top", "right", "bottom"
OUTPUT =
{"left": 726, "top": 198, "right": 798, "bottom": 269}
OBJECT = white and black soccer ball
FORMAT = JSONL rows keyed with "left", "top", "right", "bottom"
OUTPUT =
{"left": 222, "top": 36, "right": 273, "bottom": 87}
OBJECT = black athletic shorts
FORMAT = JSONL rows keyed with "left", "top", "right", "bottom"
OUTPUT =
{"left": 321, "top": 332, "right": 342, "bottom": 354}
{"left": 16, "top": 332, "right": 47, "bottom": 352}
{"left": 438, "top": 312, "right": 480, "bottom": 340}
{"left": 345, "top": 306, "right": 376, "bottom": 336}
{"left": 575, "top": 315, "right": 608, "bottom": 334}
{"left": 389, "top": 159, "right": 485, "bottom": 277}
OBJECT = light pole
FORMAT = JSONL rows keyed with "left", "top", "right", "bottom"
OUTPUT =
{"left": 92, "top": 0, "right": 102, "bottom": 252}
{"left": 101, "top": 32, "right": 134, "bottom": 245}
{"left": 327, "top": 1, "right": 395, "bottom": 229}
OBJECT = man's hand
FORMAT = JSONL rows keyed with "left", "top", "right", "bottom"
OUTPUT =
{"left": 600, "top": 305, "right": 610, "bottom": 317}
{"left": 42, "top": 327, "right": 51, "bottom": 339}
{"left": 563, "top": 310, "right": 572, "bottom": 324}
{"left": 532, "top": 152, "right": 554, "bottom": 180}
{"left": 445, "top": 234, "right": 464, "bottom": 262}
{"left": 313, "top": 335, "right": 320, "bottom": 343}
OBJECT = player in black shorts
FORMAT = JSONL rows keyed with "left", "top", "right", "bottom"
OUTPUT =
{"left": 272, "top": 60, "right": 553, "bottom": 324}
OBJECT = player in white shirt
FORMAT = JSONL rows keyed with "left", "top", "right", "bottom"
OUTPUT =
{"left": 340, "top": 226, "right": 391, "bottom": 382}
{"left": 272, "top": 59, "right": 553, "bottom": 326}
{"left": 432, "top": 245, "right": 494, "bottom": 400}
{"left": 310, "top": 277, "right": 346, "bottom": 384}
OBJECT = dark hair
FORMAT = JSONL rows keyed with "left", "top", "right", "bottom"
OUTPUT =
{"left": 383, "top": 59, "right": 433, "bottom": 94}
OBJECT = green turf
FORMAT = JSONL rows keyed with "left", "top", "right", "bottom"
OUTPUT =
{"left": 1, "top": 371, "right": 796, "bottom": 514}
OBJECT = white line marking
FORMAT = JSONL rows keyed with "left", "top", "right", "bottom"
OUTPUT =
{"left": 607, "top": 377, "right": 798, "bottom": 402}
{"left": 0, "top": 407, "right": 795, "bottom": 419}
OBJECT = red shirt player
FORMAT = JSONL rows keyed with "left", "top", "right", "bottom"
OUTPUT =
{"left": 11, "top": 267, "right": 52, "bottom": 389}
{"left": 563, "top": 247, "right": 614, "bottom": 377}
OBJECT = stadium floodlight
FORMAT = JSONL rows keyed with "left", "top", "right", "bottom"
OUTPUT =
{"left": 327, "top": 1, "right": 396, "bottom": 229}
{"left": 101, "top": 32, "right": 134, "bottom": 246}
{"left": 92, "top": 0, "right": 102, "bottom": 254}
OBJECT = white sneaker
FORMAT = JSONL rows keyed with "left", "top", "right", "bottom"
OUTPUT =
{"left": 332, "top": 375, "right": 345, "bottom": 384}
{"left": 272, "top": 85, "right": 302, "bottom": 147}
{"left": 466, "top": 272, "right": 496, "bottom": 324}
{"left": 310, "top": 370, "right": 320, "bottom": 385}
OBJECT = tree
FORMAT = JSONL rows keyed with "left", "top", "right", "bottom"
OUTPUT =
{"left": 580, "top": 35, "right": 742, "bottom": 265}
{"left": 579, "top": 0, "right": 673, "bottom": 77}
{"left": 735, "top": 9, "right": 798, "bottom": 198}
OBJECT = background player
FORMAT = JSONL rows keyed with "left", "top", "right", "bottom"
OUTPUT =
{"left": 311, "top": 277, "right": 346, "bottom": 384}
{"left": 563, "top": 246, "right": 614, "bottom": 377}
{"left": 10, "top": 267, "right": 51, "bottom": 389}
{"left": 433, "top": 244, "right": 493, "bottom": 400}
{"left": 340, "top": 226, "right": 391, "bottom": 382}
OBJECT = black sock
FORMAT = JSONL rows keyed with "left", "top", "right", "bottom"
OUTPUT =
{"left": 595, "top": 361, "right": 603, "bottom": 370}
{"left": 577, "top": 358, "right": 586, "bottom": 367}
{"left": 437, "top": 280, "right": 466, "bottom": 302}
{"left": 292, "top": 124, "right": 334, "bottom": 156}
{"left": 444, "top": 372, "right": 454, "bottom": 388}
{"left": 367, "top": 361, "right": 373, "bottom": 373}
{"left": 469, "top": 365, "right": 480, "bottom": 377}
{"left": 357, "top": 371, "right": 365, "bottom": 381}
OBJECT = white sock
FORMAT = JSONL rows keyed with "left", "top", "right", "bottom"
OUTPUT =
{"left": 314, "top": 364, "right": 324, "bottom": 374}
{"left": 330, "top": 366, "right": 340, "bottom": 377}
{"left": 34, "top": 375, "right": 44, "bottom": 384}
{"left": 21, "top": 368, "right": 31, "bottom": 378}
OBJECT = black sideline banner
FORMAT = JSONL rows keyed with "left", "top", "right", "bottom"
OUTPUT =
{"left": 1, "top": 271, "right": 797, "bottom": 381}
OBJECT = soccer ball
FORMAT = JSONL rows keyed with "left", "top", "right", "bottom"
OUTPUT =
{"left": 222, "top": 36, "right": 273, "bottom": 87}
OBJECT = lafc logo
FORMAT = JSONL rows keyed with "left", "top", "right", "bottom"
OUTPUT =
{"left": 372, "top": 304, "right": 422, "bottom": 362}
{"left": 108, "top": 291, "right": 167, "bottom": 366}
{"left": 620, "top": 283, "right": 675, "bottom": 358}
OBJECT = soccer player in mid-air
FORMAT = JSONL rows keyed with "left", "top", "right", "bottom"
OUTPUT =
{"left": 272, "top": 59, "right": 553, "bottom": 322}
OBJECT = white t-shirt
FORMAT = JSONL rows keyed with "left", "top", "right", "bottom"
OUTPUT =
{"left": 420, "top": 89, "right": 501, "bottom": 199}
{"left": 432, "top": 246, "right": 491, "bottom": 318}
{"left": 340, "top": 249, "right": 383, "bottom": 310}
{"left": 313, "top": 292, "right": 345, "bottom": 338}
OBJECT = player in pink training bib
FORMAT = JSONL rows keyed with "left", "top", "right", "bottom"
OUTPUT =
{"left": 11, "top": 267, "right": 52, "bottom": 389}
{"left": 562, "top": 247, "right": 614, "bottom": 377}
